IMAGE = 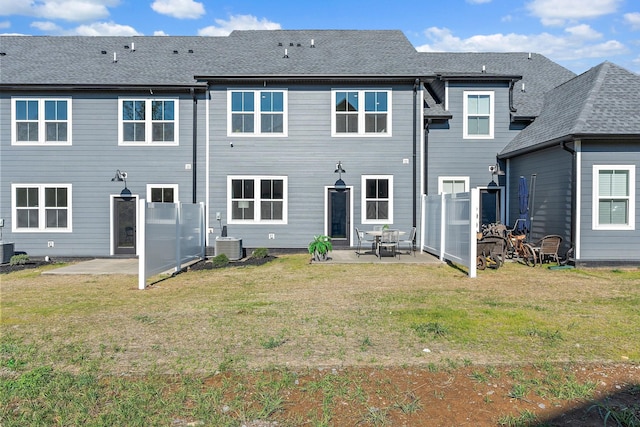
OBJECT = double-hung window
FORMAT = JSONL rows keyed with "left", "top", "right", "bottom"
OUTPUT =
{"left": 228, "top": 176, "right": 287, "bottom": 224}
{"left": 228, "top": 90, "right": 287, "bottom": 136}
{"left": 362, "top": 175, "right": 393, "bottom": 223}
{"left": 12, "top": 98, "right": 72, "bottom": 145}
{"left": 438, "top": 177, "right": 469, "bottom": 194}
{"left": 463, "top": 91, "right": 494, "bottom": 139}
{"left": 147, "top": 184, "right": 178, "bottom": 203}
{"left": 333, "top": 90, "right": 391, "bottom": 136}
{"left": 12, "top": 184, "right": 72, "bottom": 232}
{"left": 119, "top": 98, "right": 178, "bottom": 145}
{"left": 593, "top": 165, "right": 635, "bottom": 230}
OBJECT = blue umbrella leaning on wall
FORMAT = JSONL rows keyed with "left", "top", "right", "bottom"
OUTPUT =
{"left": 516, "top": 176, "right": 530, "bottom": 235}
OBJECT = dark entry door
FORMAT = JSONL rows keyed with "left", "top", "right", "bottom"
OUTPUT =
{"left": 114, "top": 197, "right": 136, "bottom": 255}
{"left": 480, "top": 188, "right": 501, "bottom": 227}
{"left": 327, "top": 188, "right": 350, "bottom": 247}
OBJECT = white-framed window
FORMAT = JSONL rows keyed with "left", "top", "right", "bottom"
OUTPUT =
{"left": 361, "top": 175, "right": 393, "bottom": 224}
{"left": 593, "top": 165, "right": 635, "bottom": 230}
{"left": 118, "top": 98, "right": 178, "bottom": 145}
{"left": 332, "top": 89, "right": 392, "bottom": 136}
{"left": 438, "top": 176, "right": 469, "bottom": 194}
{"left": 227, "top": 176, "right": 288, "bottom": 224}
{"left": 11, "top": 98, "right": 72, "bottom": 145}
{"left": 11, "top": 184, "right": 72, "bottom": 232}
{"left": 146, "top": 184, "right": 178, "bottom": 203}
{"left": 463, "top": 91, "right": 494, "bottom": 139}
{"left": 227, "top": 90, "right": 288, "bottom": 136}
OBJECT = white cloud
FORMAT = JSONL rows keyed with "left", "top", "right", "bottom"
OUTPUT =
{"left": 565, "top": 24, "right": 602, "bottom": 40}
{"left": 72, "top": 21, "right": 140, "bottom": 36}
{"left": 0, "top": 20, "right": 10, "bottom": 29}
{"left": 416, "top": 26, "right": 627, "bottom": 62}
{"left": 526, "top": 0, "right": 622, "bottom": 26}
{"left": 624, "top": 12, "right": 640, "bottom": 31}
{"left": 198, "top": 14, "right": 281, "bottom": 36}
{"left": 31, "top": 21, "right": 63, "bottom": 32}
{"left": 154, "top": 30, "right": 169, "bottom": 36}
{"left": 0, "top": 0, "right": 120, "bottom": 22}
{"left": 151, "top": 0, "right": 205, "bottom": 20}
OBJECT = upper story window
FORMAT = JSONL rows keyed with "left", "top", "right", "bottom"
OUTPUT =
{"left": 438, "top": 176, "right": 469, "bottom": 194}
{"left": 228, "top": 176, "right": 288, "bottom": 224}
{"left": 228, "top": 90, "right": 287, "bottom": 136}
{"left": 12, "top": 98, "right": 72, "bottom": 145}
{"left": 362, "top": 175, "right": 393, "bottom": 224}
{"left": 147, "top": 184, "right": 178, "bottom": 203}
{"left": 332, "top": 90, "right": 392, "bottom": 136}
{"left": 119, "top": 98, "right": 178, "bottom": 145}
{"left": 593, "top": 165, "right": 635, "bottom": 230}
{"left": 463, "top": 91, "right": 494, "bottom": 139}
{"left": 11, "top": 184, "right": 72, "bottom": 232}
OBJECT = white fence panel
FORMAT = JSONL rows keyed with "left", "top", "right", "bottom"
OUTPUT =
{"left": 421, "top": 190, "right": 479, "bottom": 278}
{"left": 138, "top": 201, "right": 205, "bottom": 289}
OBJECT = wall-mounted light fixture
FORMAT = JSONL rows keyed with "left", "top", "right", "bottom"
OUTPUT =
{"left": 334, "top": 161, "right": 346, "bottom": 191}
{"left": 111, "top": 170, "right": 132, "bottom": 199}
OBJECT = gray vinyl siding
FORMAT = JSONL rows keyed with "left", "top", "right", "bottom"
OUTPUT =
{"left": 208, "top": 83, "right": 419, "bottom": 249}
{"left": 579, "top": 140, "right": 640, "bottom": 262}
{"left": 426, "top": 82, "right": 519, "bottom": 196}
{"left": 506, "top": 146, "right": 573, "bottom": 254}
{"left": 0, "top": 91, "right": 207, "bottom": 257}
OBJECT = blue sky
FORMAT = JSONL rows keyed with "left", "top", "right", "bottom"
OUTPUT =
{"left": 1, "top": 0, "right": 639, "bottom": 74}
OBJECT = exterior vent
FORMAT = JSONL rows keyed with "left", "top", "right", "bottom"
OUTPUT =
{"left": 215, "top": 237, "right": 243, "bottom": 260}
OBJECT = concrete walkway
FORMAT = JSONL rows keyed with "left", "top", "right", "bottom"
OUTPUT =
{"left": 43, "top": 258, "right": 139, "bottom": 275}
{"left": 42, "top": 249, "right": 442, "bottom": 275}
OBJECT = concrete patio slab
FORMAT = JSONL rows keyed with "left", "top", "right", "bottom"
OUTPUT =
{"left": 43, "top": 258, "right": 138, "bottom": 275}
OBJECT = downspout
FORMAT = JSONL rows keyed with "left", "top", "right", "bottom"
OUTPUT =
{"left": 191, "top": 88, "right": 198, "bottom": 204}
{"left": 412, "top": 79, "right": 419, "bottom": 229}
{"left": 561, "top": 140, "right": 576, "bottom": 260}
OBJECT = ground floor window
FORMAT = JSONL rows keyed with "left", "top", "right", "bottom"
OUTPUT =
{"left": 593, "top": 165, "right": 635, "bottom": 230}
{"left": 362, "top": 175, "right": 393, "bottom": 224}
{"left": 227, "top": 176, "right": 287, "bottom": 224}
{"left": 438, "top": 176, "right": 469, "bottom": 194}
{"left": 12, "top": 184, "right": 72, "bottom": 231}
{"left": 147, "top": 184, "right": 178, "bottom": 203}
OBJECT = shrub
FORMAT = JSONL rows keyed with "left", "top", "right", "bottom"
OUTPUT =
{"left": 211, "top": 253, "right": 229, "bottom": 268}
{"left": 9, "top": 254, "right": 30, "bottom": 266}
{"left": 251, "top": 247, "right": 269, "bottom": 259}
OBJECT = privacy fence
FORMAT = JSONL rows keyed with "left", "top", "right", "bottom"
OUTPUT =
{"left": 138, "top": 201, "right": 205, "bottom": 289}
{"left": 420, "top": 190, "right": 479, "bottom": 278}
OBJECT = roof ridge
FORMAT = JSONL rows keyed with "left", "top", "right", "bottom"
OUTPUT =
{"left": 571, "top": 62, "right": 610, "bottom": 134}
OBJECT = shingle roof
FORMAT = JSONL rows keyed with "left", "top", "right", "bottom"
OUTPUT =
{"left": 499, "top": 62, "right": 640, "bottom": 157}
{"left": 418, "top": 52, "right": 576, "bottom": 119}
{"left": 0, "top": 30, "right": 425, "bottom": 87}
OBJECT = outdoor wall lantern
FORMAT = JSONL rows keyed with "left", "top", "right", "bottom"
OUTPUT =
{"left": 334, "top": 161, "right": 347, "bottom": 191}
{"left": 111, "top": 169, "right": 132, "bottom": 199}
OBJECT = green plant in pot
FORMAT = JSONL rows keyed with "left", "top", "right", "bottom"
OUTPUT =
{"left": 308, "top": 234, "right": 333, "bottom": 261}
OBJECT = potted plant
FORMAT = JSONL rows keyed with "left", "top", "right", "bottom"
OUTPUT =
{"left": 308, "top": 234, "right": 333, "bottom": 261}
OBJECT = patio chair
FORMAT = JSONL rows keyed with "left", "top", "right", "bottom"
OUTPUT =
{"left": 355, "top": 227, "right": 375, "bottom": 257}
{"left": 399, "top": 226, "right": 417, "bottom": 256}
{"left": 532, "top": 235, "right": 562, "bottom": 265}
{"left": 377, "top": 229, "right": 399, "bottom": 259}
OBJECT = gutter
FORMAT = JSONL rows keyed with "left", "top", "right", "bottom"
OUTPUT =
{"left": 413, "top": 78, "right": 420, "bottom": 230}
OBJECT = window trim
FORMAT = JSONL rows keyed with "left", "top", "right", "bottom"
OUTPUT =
{"left": 226, "top": 90, "right": 288, "bottom": 137}
{"left": 361, "top": 175, "right": 394, "bottom": 224}
{"left": 592, "top": 165, "right": 635, "bottom": 230}
{"left": 463, "top": 91, "right": 494, "bottom": 139}
{"left": 227, "top": 176, "right": 288, "bottom": 224}
{"left": 11, "top": 184, "right": 73, "bottom": 232}
{"left": 118, "top": 97, "right": 179, "bottom": 146}
{"left": 146, "top": 184, "right": 179, "bottom": 204}
{"left": 438, "top": 176, "right": 470, "bottom": 194}
{"left": 331, "top": 89, "right": 392, "bottom": 137}
{"left": 11, "top": 98, "right": 73, "bottom": 145}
